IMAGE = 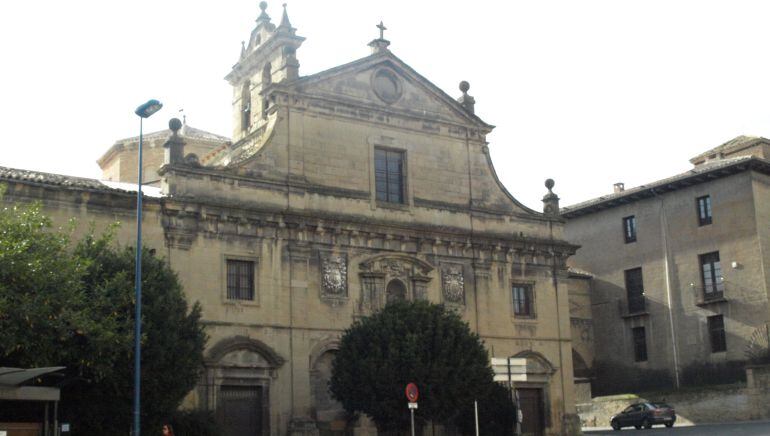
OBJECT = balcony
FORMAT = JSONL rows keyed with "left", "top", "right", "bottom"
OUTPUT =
{"left": 620, "top": 295, "right": 649, "bottom": 319}
{"left": 694, "top": 280, "right": 728, "bottom": 307}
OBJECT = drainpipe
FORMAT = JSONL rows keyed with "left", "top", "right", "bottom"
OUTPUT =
{"left": 651, "top": 188, "right": 681, "bottom": 389}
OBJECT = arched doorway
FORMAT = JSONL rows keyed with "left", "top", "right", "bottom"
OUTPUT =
{"left": 512, "top": 351, "right": 556, "bottom": 436}
{"left": 203, "top": 337, "right": 285, "bottom": 436}
{"left": 311, "top": 349, "right": 349, "bottom": 435}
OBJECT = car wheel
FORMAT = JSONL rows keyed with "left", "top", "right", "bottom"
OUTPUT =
{"left": 643, "top": 419, "right": 652, "bottom": 429}
{"left": 612, "top": 421, "right": 621, "bottom": 431}
{"left": 665, "top": 422, "right": 674, "bottom": 428}
{"left": 634, "top": 424, "right": 642, "bottom": 430}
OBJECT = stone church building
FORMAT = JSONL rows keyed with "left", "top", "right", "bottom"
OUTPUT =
{"left": 1, "top": 3, "right": 588, "bottom": 435}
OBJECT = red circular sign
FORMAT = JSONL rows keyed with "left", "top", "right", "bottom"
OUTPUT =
{"left": 405, "top": 383, "right": 419, "bottom": 402}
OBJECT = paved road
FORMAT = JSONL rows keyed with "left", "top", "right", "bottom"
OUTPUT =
{"left": 584, "top": 420, "right": 770, "bottom": 435}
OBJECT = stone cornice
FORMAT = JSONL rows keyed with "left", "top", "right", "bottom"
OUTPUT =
{"left": 161, "top": 165, "right": 558, "bottom": 224}
{"left": 159, "top": 195, "right": 578, "bottom": 260}
{"left": 266, "top": 87, "right": 489, "bottom": 143}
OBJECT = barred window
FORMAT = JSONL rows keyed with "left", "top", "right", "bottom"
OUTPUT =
{"left": 512, "top": 284, "right": 534, "bottom": 318}
{"left": 227, "top": 259, "right": 255, "bottom": 301}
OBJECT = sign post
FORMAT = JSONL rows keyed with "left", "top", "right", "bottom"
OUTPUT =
{"left": 405, "top": 382, "right": 419, "bottom": 436}
{"left": 491, "top": 357, "right": 527, "bottom": 435}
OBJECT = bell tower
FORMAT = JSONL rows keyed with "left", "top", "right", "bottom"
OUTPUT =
{"left": 225, "top": 2, "right": 305, "bottom": 142}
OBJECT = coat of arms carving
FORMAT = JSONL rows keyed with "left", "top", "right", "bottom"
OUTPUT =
{"left": 321, "top": 255, "right": 347, "bottom": 297}
{"left": 442, "top": 265, "right": 465, "bottom": 304}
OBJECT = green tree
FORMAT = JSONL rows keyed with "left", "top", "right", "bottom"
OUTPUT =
{"left": 0, "top": 195, "right": 206, "bottom": 435}
{"left": 329, "top": 300, "right": 493, "bottom": 432}
{"left": 455, "top": 382, "right": 516, "bottom": 436}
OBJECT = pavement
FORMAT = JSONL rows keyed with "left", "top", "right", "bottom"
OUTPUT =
{"left": 583, "top": 419, "right": 770, "bottom": 435}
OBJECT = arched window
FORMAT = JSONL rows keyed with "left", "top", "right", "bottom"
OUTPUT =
{"left": 241, "top": 80, "right": 251, "bottom": 132}
{"left": 262, "top": 62, "right": 272, "bottom": 85}
{"left": 386, "top": 279, "right": 406, "bottom": 304}
{"left": 261, "top": 63, "right": 272, "bottom": 119}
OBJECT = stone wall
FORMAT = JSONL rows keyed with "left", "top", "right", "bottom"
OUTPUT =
{"left": 746, "top": 365, "right": 770, "bottom": 420}
{"left": 578, "top": 378, "right": 770, "bottom": 428}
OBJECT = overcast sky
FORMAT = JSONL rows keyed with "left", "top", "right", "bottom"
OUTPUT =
{"left": 1, "top": 0, "right": 768, "bottom": 209}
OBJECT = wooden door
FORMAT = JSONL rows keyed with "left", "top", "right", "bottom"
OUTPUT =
{"left": 517, "top": 388, "right": 545, "bottom": 436}
{"left": 218, "top": 385, "right": 263, "bottom": 436}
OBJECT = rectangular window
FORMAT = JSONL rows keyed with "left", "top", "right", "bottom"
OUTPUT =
{"left": 227, "top": 259, "right": 255, "bottom": 300}
{"left": 708, "top": 315, "right": 726, "bottom": 352}
{"left": 697, "top": 195, "right": 712, "bottom": 226}
{"left": 632, "top": 327, "right": 648, "bottom": 362}
{"left": 624, "top": 267, "right": 645, "bottom": 313}
{"left": 699, "top": 251, "right": 724, "bottom": 299}
{"left": 512, "top": 284, "right": 535, "bottom": 317}
{"left": 623, "top": 216, "right": 637, "bottom": 243}
{"left": 374, "top": 148, "right": 405, "bottom": 204}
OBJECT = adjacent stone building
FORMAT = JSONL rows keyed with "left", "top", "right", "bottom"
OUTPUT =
{"left": 563, "top": 136, "right": 770, "bottom": 389}
{"left": 1, "top": 3, "right": 588, "bottom": 435}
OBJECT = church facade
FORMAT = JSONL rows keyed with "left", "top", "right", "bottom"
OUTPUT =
{"left": 1, "top": 4, "right": 585, "bottom": 435}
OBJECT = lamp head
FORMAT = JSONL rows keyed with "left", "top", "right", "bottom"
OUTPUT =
{"left": 135, "top": 99, "right": 163, "bottom": 118}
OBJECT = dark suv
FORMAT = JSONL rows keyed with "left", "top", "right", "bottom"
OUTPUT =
{"left": 610, "top": 402, "right": 676, "bottom": 430}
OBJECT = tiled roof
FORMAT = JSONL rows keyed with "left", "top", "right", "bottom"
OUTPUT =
{"left": 689, "top": 135, "right": 769, "bottom": 164}
{"left": 0, "top": 166, "right": 161, "bottom": 197}
{"left": 561, "top": 156, "right": 770, "bottom": 218}
{"left": 0, "top": 166, "right": 113, "bottom": 191}
{"left": 118, "top": 124, "right": 231, "bottom": 144}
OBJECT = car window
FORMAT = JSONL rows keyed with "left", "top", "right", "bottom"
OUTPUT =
{"left": 651, "top": 402, "right": 671, "bottom": 409}
{"left": 622, "top": 406, "right": 635, "bottom": 414}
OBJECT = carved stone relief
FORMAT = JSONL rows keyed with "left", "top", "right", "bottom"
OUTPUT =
{"left": 441, "top": 264, "right": 465, "bottom": 304}
{"left": 321, "top": 254, "right": 347, "bottom": 299}
{"left": 358, "top": 255, "right": 433, "bottom": 312}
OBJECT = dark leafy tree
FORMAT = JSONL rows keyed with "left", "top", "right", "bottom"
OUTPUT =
{"left": 455, "top": 381, "right": 516, "bottom": 435}
{"left": 330, "top": 300, "right": 493, "bottom": 432}
{"left": 0, "top": 195, "right": 206, "bottom": 435}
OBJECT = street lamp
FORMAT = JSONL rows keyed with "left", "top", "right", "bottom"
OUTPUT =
{"left": 133, "top": 98, "right": 162, "bottom": 436}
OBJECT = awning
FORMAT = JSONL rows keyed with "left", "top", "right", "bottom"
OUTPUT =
{"left": 0, "top": 367, "right": 64, "bottom": 402}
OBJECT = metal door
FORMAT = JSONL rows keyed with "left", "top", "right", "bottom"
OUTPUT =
{"left": 218, "top": 385, "right": 263, "bottom": 436}
{"left": 517, "top": 388, "right": 545, "bottom": 436}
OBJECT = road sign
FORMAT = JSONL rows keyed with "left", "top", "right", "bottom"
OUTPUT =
{"left": 408, "top": 402, "right": 418, "bottom": 409}
{"left": 491, "top": 357, "right": 527, "bottom": 382}
{"left": 405, "top": 382, "right": 419, "bottom": 402}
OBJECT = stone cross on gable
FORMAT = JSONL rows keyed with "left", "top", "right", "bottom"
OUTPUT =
{"left": 377, "top": 21, "right": 387, "bottom": 40}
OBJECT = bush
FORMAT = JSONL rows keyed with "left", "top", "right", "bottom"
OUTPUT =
{"left": 330, "top": 301, "right": 493, "bottom": 432}
{"left": 455, "top": 382, "right": 516, "bottom": 435}
{"left": 169, "top": 410, "right": 222, "bottom": 436}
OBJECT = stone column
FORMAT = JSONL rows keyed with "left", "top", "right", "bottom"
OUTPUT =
{"left": 287, "top": 243, "right": 319, "bottom": 436}
{"left": 472, "top": 261, "right": 491, "bottom": 334}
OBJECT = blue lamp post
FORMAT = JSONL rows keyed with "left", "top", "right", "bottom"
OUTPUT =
{"left": 133, "top": 99, "right": 162, "bottom": 436}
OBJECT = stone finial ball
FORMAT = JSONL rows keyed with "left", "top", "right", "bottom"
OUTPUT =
{"left": 545, "top": 178, "right": 555, "bottom": 190}
{"left": 259, "top": 1, "right": 268, "bottom": 11}
{"left": 459, "top": 81, "right": 470, "bottom": 93}
{"left": 169, "top": 118, "right": 183, "bottom": 132}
